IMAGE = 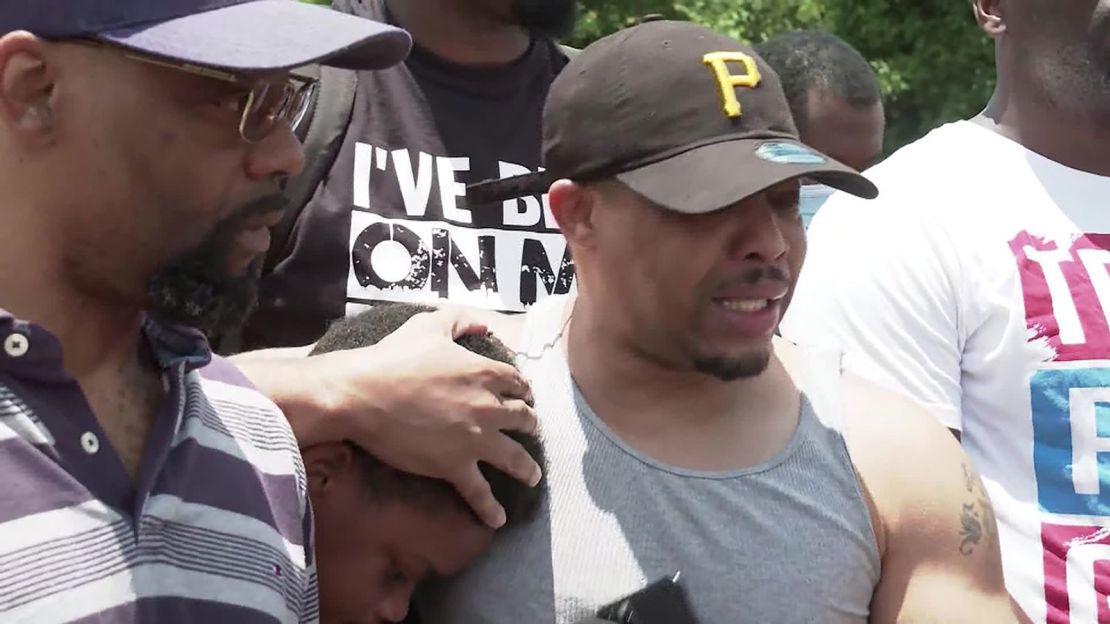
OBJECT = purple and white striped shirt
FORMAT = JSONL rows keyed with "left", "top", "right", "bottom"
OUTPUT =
{"left": 0, "top": 310, "right": 318, "bottom": 623}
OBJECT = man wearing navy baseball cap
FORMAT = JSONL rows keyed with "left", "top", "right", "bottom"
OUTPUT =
{"left": 0, "top": 2, "right": 488, "bottom": 622}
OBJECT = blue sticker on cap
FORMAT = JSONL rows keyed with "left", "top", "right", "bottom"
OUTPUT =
{"left": 754, "top": 142, "right": 826, "bottom": 165}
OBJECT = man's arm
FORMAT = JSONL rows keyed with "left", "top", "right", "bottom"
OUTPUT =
{"left": 231, "top": 308, "right": 536, "bottom": 528}
{"left": 228, "top": 343, "right": 315, "bottom": 364}
{"left": 841, "top": 375, "right": 1016, "bottom": 623}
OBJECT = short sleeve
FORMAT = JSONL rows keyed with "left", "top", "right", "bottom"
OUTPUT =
{"left": 781, "top": 190, "right": 967, "bottom": 431}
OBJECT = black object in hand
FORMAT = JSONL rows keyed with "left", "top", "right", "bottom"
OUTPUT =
{"left": 595, "top": 572, "right": 699, "bottom": 624}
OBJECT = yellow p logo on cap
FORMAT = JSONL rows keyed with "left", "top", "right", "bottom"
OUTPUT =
{"left": 702, "top": 51, "right": 762, "bottom": 118}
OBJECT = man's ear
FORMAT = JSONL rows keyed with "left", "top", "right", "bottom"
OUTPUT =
{"left": 548, "top": 179, "right": 599, "bottom": 252}
{"left": 0, "top": 32, "right": 58, "bottom": 142}
{"left": 972, "top": 0, "right": 1005, "bottom": 38}
{"left": 303, "top": 442, "right": 355, "bottom": 497}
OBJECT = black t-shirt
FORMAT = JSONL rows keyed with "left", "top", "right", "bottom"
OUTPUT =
{"left": 243, "top": 0, "right": 573, "bottom": 349}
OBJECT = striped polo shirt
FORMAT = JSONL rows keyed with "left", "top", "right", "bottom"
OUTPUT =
{"left": 0, "top": 310, "right": 318, "bottom": 623}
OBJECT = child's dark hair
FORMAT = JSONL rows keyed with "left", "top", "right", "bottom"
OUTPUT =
{"left": 310, "top": 303, "right": 545, "bottom": 527}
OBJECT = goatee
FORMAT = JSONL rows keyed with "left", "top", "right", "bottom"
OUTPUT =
{"left": 147, "top": 194, "right": 287, "bottom": 339}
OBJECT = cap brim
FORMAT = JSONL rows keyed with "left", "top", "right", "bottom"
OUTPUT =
{"left": 97, "top": 0, "right": 412, "bottom": 72}
{"left": 615, "top": 138, "right": 878, "bottom": 215}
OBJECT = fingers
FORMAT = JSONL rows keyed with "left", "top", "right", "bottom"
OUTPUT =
{"left": 426, "top": 307, "right": 493, "bottom": 339}
{"left": 484, "top": 360, "right": 534, "bottom": 403}
{"left": 486, "top": 397, "right": 539, "bottom": 437}
{"left": 452, "top": 464, "right": 507, "bottom": 529}
{"left": 483, "top": 429, "right": 543, "bottom": 487}
{"left": 447, "top": 310, "right": 493, "bottom": 340}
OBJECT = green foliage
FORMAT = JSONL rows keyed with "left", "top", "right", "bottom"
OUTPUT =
{"left": 570, "top": 1, "right": 996, "bottom": 154}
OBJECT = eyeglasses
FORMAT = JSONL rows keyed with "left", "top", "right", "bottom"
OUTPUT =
{"left": 74, "top": 39, "right": 318, "bottom": 144}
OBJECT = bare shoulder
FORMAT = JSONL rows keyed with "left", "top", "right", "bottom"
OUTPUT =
{"left": 772, "top": 340, "right": 960, "bottom": 476}
{"left": 837, "top": 372, "right": 1013, "bottom": 622}
{"left": 839, "top": 372, "right": 965, "bottom": 469}
{"left": 775, "top": 342, "right": 1012, "bottom": 621}
{"left": 838, "top": 371, "right": 977, "bottom": 538}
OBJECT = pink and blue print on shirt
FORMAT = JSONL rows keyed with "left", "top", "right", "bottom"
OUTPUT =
{"left": 1012, "top": 231, "right": 1110, "bottom": 624}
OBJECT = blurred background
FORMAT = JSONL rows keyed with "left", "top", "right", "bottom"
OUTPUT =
{"left": 303, "top": 0, "right": 995, "bottom": 158}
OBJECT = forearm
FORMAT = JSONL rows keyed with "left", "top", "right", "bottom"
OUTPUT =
{"left": 232, "top": 346, "right": 378, "bottom": 448}
{"left": 229, "top": 343, "right": 315, "bottom": 365}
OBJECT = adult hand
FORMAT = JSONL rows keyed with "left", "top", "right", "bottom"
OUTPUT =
{"left": 245, "top": 308, "right": 540, "bottom": 528}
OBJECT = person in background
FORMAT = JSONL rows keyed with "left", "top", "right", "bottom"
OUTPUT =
{"left": 0, "top": 0, "right": 410, "bottom": 620}
{"left": 304, "top": 304, "right": 545, "bottom": 624}
{"left": 229, "top": 0, "right": 568, "bottom": 530}
{"left": 781, "top": 0, "right": 1110, "bottom": 621}
{"left": 418, "top": 21, "right": 1015, "bottom": 624}
{"left": 240, "top": 0, "right": 580, "bottom": 351}
{"left": 756, "top": 30, "right": 884, "bottom": 228}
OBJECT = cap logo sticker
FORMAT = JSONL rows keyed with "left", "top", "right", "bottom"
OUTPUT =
{"left": 754, "top": 142, "right": 827, "bottom": 165}
{"left": 702, "top": 51, "right": 762, "bottom": 118}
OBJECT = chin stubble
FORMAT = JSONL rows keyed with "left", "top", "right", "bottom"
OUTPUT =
{"left": 146, "top": 194, "right": 286, "bottom": 339}
{"left": 693, "top": 350, "right": 772, "bottom": 382}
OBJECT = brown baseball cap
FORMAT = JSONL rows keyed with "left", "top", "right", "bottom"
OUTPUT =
{"left": 468, "top": 20, "right": 878, "bottom": 212}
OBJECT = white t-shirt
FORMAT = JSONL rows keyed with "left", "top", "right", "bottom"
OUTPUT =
{"left": 781, "top": 120, "right": 1110, "bottom": 624}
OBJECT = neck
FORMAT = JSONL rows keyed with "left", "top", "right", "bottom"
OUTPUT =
{"left": 386, "top": 0, "right": 530, "bottom": 65}
{"left": 0, "top": 201, "right": 145, "bottom": 380}
{"left": 981, "top": 76, "right": 1110, "bottom": 176}
{"left": 565, "top": 297, "right": 784, "bottom": 434}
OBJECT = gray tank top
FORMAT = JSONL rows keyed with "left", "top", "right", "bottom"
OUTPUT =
{"left": 417, "top": 295, "right": 880, "bottom": 623}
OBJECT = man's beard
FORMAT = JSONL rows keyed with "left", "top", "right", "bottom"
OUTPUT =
{"left": 512, "top": 0, "right": 577, "bottom": 38}
{"left": 694, "top": 351, "right": 772, "bottom": 382}
{"left": 688, "top": 264, "right": 787, "bottom": 381}
{"left": 147, "top": 194, "right": 287, "bottom": 339}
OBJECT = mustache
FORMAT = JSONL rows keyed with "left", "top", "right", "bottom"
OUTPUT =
{"left": 724, "top": 265, "right": 790, "bottom": 287}
{"left": 228, "top": 192, "right": 289, "bottom": 228}
{"left": 183, "top": 192, "right": 289, "bottom": 281}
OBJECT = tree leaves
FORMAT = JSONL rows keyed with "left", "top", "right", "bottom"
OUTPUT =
{"left": 570, "top": 0, "right": 996, "bottom": 156}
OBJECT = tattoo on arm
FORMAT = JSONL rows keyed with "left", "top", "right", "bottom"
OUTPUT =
{"left": 958, "top": 463, "right": 998, "bottom": 556}
{"left": 959, "top": 503, "right": 982, "bottom": 555}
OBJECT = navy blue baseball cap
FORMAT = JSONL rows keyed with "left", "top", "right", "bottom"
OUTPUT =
{"left": 0, "top": 0, "right": 412, "bottom": 71}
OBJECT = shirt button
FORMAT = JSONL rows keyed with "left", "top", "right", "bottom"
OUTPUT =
{"left": 3, "top": 333, "right": 29, "bottom": 358}
{"left": 80, "top": 432, "right": 100, "bottom": 455}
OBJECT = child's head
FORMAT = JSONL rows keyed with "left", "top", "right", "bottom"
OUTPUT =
{"left": 305, "top": 304, "right": 545, "bottom": 623}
